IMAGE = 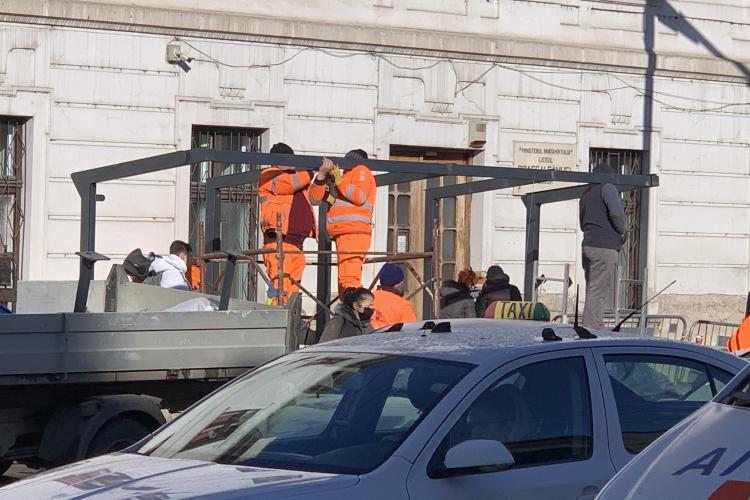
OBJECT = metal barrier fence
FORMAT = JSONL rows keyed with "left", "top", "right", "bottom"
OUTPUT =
{"left": 602, "top": 314, "right": 640, "bottom": 332}
{"left": 687, "top": 320, "right": 739, "bottom": 349}
{"left": 551, "top": 313, "right": 688, "bottom": 341}
{"left": 551, "top": 312, "right": 739, "bottom": 351}
{"left": 644, "top": 315, "right": 688, "bottom": 341}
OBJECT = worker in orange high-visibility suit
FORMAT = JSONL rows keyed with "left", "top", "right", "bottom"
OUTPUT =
{"left": 310, "top": 149, "right": 376, "bottom": 299}
{"left": 727, "top": 315, "right": 750, "bottom": 352}
{"left": 258, "top": 142, "right": 316, "bottom": 304}
{"left": 187, "top": 257, "right": 202, "bottom": 291}
{"left": 371, "top": 263, "right": 417, "bottom": 329}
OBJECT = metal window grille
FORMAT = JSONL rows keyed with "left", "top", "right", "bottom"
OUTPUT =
{"left": 0, "top": 117, "right": 26, "bottom": 307}
{"left": 190, "top": 126, "right": 264, "bottom": 300}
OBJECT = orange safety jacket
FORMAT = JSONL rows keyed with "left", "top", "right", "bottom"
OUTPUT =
{"left": 309, "top": 164, "right": 376, "bottom": 238}
{"left": 188, "top": 261, "right": 202, "bottom": 291}
{"left": 371, "top": 287, "right": 417, "bottom": 329}
{"left": 258, "top": 167, "right": 315, "bottom": 238}
{"left": 727, "top": 315, "right": 750, "bottom": 352}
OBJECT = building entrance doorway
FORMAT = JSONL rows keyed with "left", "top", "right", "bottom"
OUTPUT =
{"left": 387, "top": 146, "right": 477, "bottom": 317}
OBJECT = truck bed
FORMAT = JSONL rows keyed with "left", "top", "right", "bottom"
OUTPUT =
{"left": 0, "top": 309, "right": 291, "bottom": 385}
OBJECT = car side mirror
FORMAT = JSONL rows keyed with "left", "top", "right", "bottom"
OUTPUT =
{"left": 430, "top": 440, "right": 515, "bottom": 479}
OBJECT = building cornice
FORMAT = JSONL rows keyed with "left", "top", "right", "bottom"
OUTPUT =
{"left": 0, "top": 0, "right": 748, "bottom": 83}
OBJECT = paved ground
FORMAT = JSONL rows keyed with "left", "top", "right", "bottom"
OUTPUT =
{"left": 0, "top": 464, "right": 41, "bottom": 486}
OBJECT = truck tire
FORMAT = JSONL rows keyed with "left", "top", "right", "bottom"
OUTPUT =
{"left": 85, "top": 418, "right": 151, "bottom": 458}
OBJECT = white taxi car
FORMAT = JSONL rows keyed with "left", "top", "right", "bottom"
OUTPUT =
{"left": 0, "top": 319, "right": 744, "bottom": 500}
{"left": 597, "top": 362, "right": 750, "bottom": 499}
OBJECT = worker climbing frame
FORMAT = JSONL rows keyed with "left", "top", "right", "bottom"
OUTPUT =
{"left": 71, "top": 149, "right": 658, "bottom": 334}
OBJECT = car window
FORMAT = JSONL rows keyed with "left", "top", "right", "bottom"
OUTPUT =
{"left": 135, "top": 352, "right": 472, "bottom": 475}
{"left": 718, "top": 366, "right": 750, "bottom": 406}
{"left": 431, "top": 356, "right": 593, "bottom": 472}
{"left": 375, "top": 368, "right": 421, "bottom": 432}
{"left": 709, "top": 365, "right": 734, "bottom": 395}
{"left": 604, "top": 355, "right": 730, "bottom": 454}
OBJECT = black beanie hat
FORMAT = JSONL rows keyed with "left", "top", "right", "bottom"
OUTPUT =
{"left": 486, "top": 265, "right": 509, "bottom": 282}
{"left": 345, "top": 149, "right": 368, "bottom": 160}
{"left": 270, "top": 142, "right": 294, "bottom": 155}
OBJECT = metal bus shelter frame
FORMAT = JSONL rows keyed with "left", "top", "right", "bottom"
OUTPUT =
{"left": 71, "top": 149, "right": 658, "bottom": 329}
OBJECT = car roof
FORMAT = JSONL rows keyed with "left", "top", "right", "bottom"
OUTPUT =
{"left": 305, "top": 318, "right": 739, "bottom": 367}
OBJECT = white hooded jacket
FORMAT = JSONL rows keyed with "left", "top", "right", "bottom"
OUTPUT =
{"left": 148, "top": 254, "right": 190, "bottom": 290}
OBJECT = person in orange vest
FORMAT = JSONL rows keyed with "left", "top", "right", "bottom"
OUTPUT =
{"left": 187, "top": 256, "right": 202, "bottom": 291}
{"left": 726, "top": 317, "right": 750, "bottom": 352}
{"left": 310, "top": 149, "right": 376, "bottom": 299}
{"left": 370, "top": 263, "right": 417, "bottom": 329}
{"left": 258, "top": 142, "right": 315, "bottom": 304}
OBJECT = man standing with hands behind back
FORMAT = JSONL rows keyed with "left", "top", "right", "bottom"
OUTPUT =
{"left": 579, "top": 163, "right": 627, "bottom": 329}
{"left": 310, "top": 149, "right": 376, "bottom": 299}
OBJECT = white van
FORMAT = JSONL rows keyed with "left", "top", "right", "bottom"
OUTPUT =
{"left": 598, "top": 363, "right": 750, "bottom": 499}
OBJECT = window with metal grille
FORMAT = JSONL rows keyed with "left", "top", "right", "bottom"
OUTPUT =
{"left": 387, "top": 182, "right": 412, "bottom": 256}
{"left": 0, "top": 117, "right": 26, "bottom": 308}
{"left": 427, "top": 175, "right": 459, "bottom": 281}
{"left": 190, "top": 126, "right": 264, "bottom": 300}
{"left": 589, "top": 148, "right": 643, "bottom": 312}
{"left": 387, "top": 174, "right": 461, "bottom": 281}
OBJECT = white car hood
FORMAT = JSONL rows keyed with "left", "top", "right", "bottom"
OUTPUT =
{"left": 0, "top": 453, "right": 359, "bottom": 499}
{"left": 599, "top": 402, "right": 750, "bottom": 499}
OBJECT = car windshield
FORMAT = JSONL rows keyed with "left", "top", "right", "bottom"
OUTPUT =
{"left": 135, "top": 352, "right": 473, "bottom": 475}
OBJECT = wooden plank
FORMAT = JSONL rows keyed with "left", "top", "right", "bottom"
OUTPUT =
{"left": 0, "top": 288, "right": 15, "bottom": 302}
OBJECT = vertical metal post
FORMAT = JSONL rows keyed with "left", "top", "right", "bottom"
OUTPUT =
{"left": 205, "top": 184, "right": 222, "bottom": 290}
{"left": 219, "top": 252, "right": 237, "bottom": 311}
{"left": 432, "top": 220, "right": 441, "bottom": 319}
{"left": 640, "top": 6, "right": 654, "bottom": 305}
{"left": 276, "top": 213, "right": 285, "bottom": 306}
{"left": 613, "top": 264, "right": 621, "bottom": 326}
{"left": 639, "top": 267, "right": 648, "bottom": 336}
{"left": 197, "top": 221, "right": 206, "bottom": 293}
{"left": 561, "top": 263, "right": 571, "bottom": 324}
{"left": 315, "top": 202, "right": 332, "bottom": 340}
{"left": 75, "top": 183, "right": 98, "bottom": 313}
{"left": 523, "top": 200, "right": 541, "bottom": 301}
{"left": 531, "top": 260, "right": 540, "bottom": 303}
{"left": 74, "top": 257, "right": 95, "bottom": 313}
{"left": 423, "top": 194, "right": 439, "bottom": 319}
{"left": 74, "top": 251, "right": 109, "bottom": 313}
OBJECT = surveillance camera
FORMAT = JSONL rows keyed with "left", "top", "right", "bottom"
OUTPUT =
{"left": 166, "top": 42, "right": 182, "bottom": 64}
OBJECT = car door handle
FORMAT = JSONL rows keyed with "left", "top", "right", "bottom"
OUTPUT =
{"left": 577, "top": 485, "right": 600, "bottom": 500}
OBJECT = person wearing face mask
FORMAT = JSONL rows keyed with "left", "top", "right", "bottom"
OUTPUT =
{"left": 318, "top": 287, "right": 374, "bottom": 343}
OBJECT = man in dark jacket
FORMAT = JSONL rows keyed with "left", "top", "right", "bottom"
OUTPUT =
{"left": 475, "top": 265, "right": 522, "bottom": 317}
{"left": 440, "top": 268, "right": 478, "bottom": 319}
{"left": 439, "top": 280, "right": 477, "bottom": 319}
{"left": 579, "top": 163, "right": 626, "bottom": 329}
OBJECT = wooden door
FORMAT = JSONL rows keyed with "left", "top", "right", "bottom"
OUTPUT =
{"left": 387, "top": 149, "right": 473, "bottom": 318}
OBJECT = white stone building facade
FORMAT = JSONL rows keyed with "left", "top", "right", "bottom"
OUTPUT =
{"left": 1, "top": 0, "right": 749, "bottom": 323}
